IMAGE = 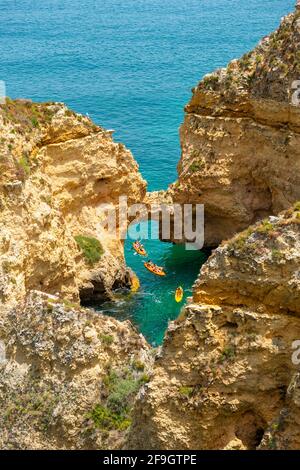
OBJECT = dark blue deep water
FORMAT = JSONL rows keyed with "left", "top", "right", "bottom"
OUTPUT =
{"left": 0, "top": 0, "right": 294, "bottom": 344}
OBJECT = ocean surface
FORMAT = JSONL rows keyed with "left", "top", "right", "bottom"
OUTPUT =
{"left": 0, "top": 0, "right": 294, "bottom": 344}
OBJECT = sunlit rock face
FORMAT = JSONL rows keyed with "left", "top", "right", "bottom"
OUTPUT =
{"left": 127, "top": 207, "right": 300, "bottom": 450}
{"left": 0, "top": 291, "right": 151, "bottom": 449}
{"left": 0, "top": 100, "right": 151, "bottom": 449}
{"left": 0, "top": 99, "right": 147, "bottom": 307}
{"left": 167, "top": 8, "right": 300, "bottom": 247}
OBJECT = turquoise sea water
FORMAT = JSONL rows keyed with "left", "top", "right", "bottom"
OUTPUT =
{"left": 102, "top": 222, "right": 209, "bottom": 345}
{"left": 0, "top": 0, "right": 294, "bottom": 344}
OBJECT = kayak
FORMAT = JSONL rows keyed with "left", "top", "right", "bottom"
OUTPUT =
{"left": 144, "top": 262, "right": 166, "bottom": 277}
{"left": 133, "top": 241, "right": 147, "bottom": 257}
{"left": 175, "top": 286, "right": 184, "bottom": 303}
{"left": 130, "top": 273, "right": 140, "bottom": 293}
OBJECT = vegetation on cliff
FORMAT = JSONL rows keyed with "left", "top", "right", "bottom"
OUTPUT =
{"left": 0, "top": 98, "right": 146, "bottom": 307}
{"left": 75, "top": 236, "right": 104, "bottom": 265}
{"left": 0, "top": 291, "right": 151, "bottom": 449}
{"left": 128, "top": 208, "right": 300, "bottom": 450}
{"left": 200, "top": 9, "right": 300, "bottom": 102}
{"left": 167, "top": 7, "right": 300, "bottom": 247}
{"left": 0, "top": 99, "right": 149, "bottom": 449}
{"left": 1, "top": 5, "right": 300, "bottom": 453}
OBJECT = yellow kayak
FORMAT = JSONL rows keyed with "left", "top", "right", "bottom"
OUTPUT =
{"left": 130, "top": 274, "right": 140, "bottom": 293}
{"left": 175, "top": 286, "right": 184, "bottom": 303}
{"left": 144, "top": 262, "right": 166, "bottom": 277}
{"left": 133, "top": 241, "right": 147, "bottom": 257}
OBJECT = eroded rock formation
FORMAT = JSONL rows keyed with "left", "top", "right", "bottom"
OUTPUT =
{"left": 0, "top": 291, "right": 151, "bottom": 449}
{"left": 0, "top": 100, "right": 150, "bottom": 450}
{"left": 167, "top": 8, "right": 300, "bottom": 246}
{"left": 0, "top": 100, "right": 146, "bottom": 307}
{"left": 2, "top": 5, "right": 300, "bottom": 452}
{"left": 127, "top": 206, "right": 300, "bottom": 450}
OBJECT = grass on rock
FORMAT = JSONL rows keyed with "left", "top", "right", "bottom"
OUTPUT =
{"left": 74, "top": 235, "right": 104, "bottom": 265}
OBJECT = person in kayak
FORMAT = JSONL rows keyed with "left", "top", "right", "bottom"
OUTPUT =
{"left": 175, "top": 286, "right": 184, "bottom": 302}
{"left": 146, "top": 260, "right": 164, "bottom": 275}
{"left": 133, "top": 241, "right": 147, "bottom": 256}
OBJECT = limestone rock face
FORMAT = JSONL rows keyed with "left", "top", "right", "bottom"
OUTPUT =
{"left": 0, "top": 100, "right": 146, "bottom": 307}
{"left": 168, "top": 9, "right": 300, "bottom": 246}
{"left": 0, "top": 291, "right": 151, "bottom": 449}
{"left": 0, "top": 101, "right": 152, "bottom": 450}
{"left": 127, "top": 207, "right": 300, "bottom": 450}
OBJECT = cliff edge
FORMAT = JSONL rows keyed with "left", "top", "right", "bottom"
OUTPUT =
{"left": 0, "top": 99, "right": 146, "bottom": 308}
{"left": 167, "top": 8, "right": 300, "bottom": 246}
{"left": 128, "top": 205, "right": 300, "bottom": 450}
{"left": 0, "top": 100, "right": 151, "bottom": 449}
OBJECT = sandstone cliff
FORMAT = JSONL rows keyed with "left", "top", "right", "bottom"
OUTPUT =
{"left": 2, "top": 6, "right": 300, "bottom": 452}
{"left": 167, "top": 8, "right": 300, "bottom": 246}
{"left": 0, "top": 291, "right": 151, "bottom": 449}
{"left": 0, "top": 100, "right": 151, "bottom": 449}
{"left": 127, "top": 205, "right": 300, "bottom": 450}
{"left": 0, "top": 99, "right": 146, "bottom": 307}
{"left": 127, "top": 7, "right": 300, "bottom": 451}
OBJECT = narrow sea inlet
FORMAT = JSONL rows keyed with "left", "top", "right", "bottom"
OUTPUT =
{"left": 0, "top": 0, "right": 294, "bottom": 343}
{"left": 1, "top": 0, "right": 299, "bottom": 453}
{"left": 99, "top": 221, "right": 209, "bottom": 346}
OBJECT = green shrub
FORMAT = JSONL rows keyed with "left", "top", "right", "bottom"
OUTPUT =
{"left": 99, "top": 334, "right": 114, "bottom": 345}
{"left": 106, "top": 377, "right": 140, "bottom": 414}
{"left": 18, "top": 154, "right": 30, "bottom": 175}
{"left": 191, "top": 149, "right": 202, "bottom": 159}
{"left": 247, "top": 71, "right": 255, "bottom": 85}
{"left": 202, "top": 74, "right": 219, "bottom": 89}
{"left": 227, "top": 227, "right": 253, "bottom": 251}
{"left": 89, "top": 404, "right": 131, "bottom": 431}
{"left": 63, "top": 299, "right": 79, "bottom": 310}
{"left": 188, "top": 160, "right": 204, "bottom": 173}
{"left": 74, "top": 235, "right": 104, "bottom": 265}
{"left": 294, "top": 201, "right": 300, "bottom": 212}
{"left": 31, "top": 116, "right": 39, "bottom": 128}
{"left": 268, "top": 436, "right": 277, "bottom": 450}
{"left": 2, "top": 387, "right": 58, "bottom": 432}
{"left": 132, "top": 360, "right": 145, "bottom": 372}
{"left": 139, "top": 374, "right": 150, "bottom": 384}
{"left": 219, "top": 346, "right": 235, "bottom": 363}
{"left": 179, "top": 386, "right": 194, "bottom": 397}
{"left": 272, "top": 249, "right": 283, "bottom": 262}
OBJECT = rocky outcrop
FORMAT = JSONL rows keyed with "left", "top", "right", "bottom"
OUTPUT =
{"left": 127, "top": 205, "right": 300, "bottom": 450}
{"left": 0, "top": 99, "right": 151, "bottom": 450}
{"left": 167, "top": 9, "right": 300, "bottom": 246}
{"left": 0, "top": 291, "right": 151, "bottom": 449}
{"left": 2, "top": 6, "right": 300, "bottom": 452}
{"left": 127, "top": 7, "right": 300, "bottom": 451}
{"left": 0, "top": 99, "right": 146, "bottom": 307}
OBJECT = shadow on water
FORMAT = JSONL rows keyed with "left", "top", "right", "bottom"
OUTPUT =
{"left": 98, "top": 222, "right": 209, "bottom": 346}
